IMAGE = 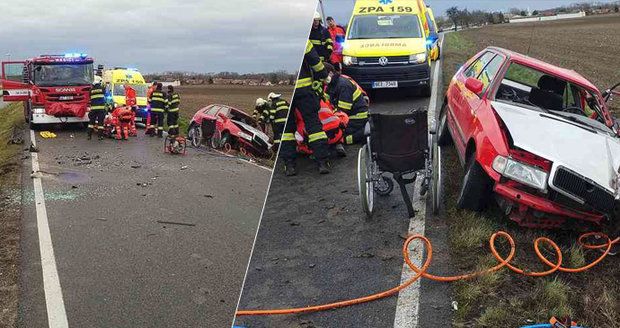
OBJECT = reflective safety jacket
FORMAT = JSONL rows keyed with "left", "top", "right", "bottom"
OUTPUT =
{"left": 271, "top": 98, "right": 290, "bottom": 124}
{"left": 328, "top": 25, "right": 346, "bottom": 63}
{"left": 150, "top": 91, "right": 166, "bottom": 112}
{"left": 90, "top": 85, "right": 106, "bottom": 111}
{"left": 309, "top": 24, "right": 333, "bottom": 61}
{"left": 167, "top": 92, "right": 180, "bottom": 112}
{"left": 326, "top": 74, "right": 368, "bottom": 120}
{"left": 296, "top": 41, "right": 328, "bottom": 95}
{"left": 253, "top": 104, "right": 271, "bottom": 123}
{"left": 125, "top": 85, "right": 137, "bottom": 107}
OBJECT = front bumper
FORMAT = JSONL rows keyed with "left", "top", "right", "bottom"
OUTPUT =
{"left": 32, "top": 112, "right": 89, "bottom": 124}
{"left": 494, "top": 182, "right": 606, "bottom": 227}
{"left": 342, "top": 62, "right": 430, "bottom": 89}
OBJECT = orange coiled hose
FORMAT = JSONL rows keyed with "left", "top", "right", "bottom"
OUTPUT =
{"left": 236, "top": 231, "right": 617, "bottom": 316}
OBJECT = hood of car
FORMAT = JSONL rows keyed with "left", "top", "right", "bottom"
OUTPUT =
{"left": 231, "top": 119, "right": 272, "bottom": 146}
{"left": 491, "top": 100, "right": 620, "bottom": 193}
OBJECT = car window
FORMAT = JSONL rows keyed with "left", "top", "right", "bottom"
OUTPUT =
{"left": 205, "top": 106, "right": 219, "bottom": 116}
{"left": 218, "top": 106, "right": 231, "bottom": 117}
{"left": 463, "top": 52, "right": 495, "bottom": 79}
{"left": 477, "top": 55, "right": 503, "bottom": 95}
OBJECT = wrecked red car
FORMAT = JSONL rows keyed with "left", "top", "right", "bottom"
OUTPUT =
{"left": 438, "top": 46, "right": 620, "bottom": 229}
{"left": 187, "top": 104, "right": 272, "bottom": 157}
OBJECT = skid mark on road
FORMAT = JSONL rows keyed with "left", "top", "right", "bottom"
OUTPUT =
{"left": 29, "top": 129, "right": 69, "bottom": 328}
{"left": 393, "top": 37, "right": 443, "bottom": 328}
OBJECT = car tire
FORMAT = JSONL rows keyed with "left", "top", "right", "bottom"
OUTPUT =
{"left": 220, "top": 131, "right": 232, "bottom": 151}
{"left": 456, "top": 152, "right": 491, "bottom": 212}
{"left": 437, "top": 102, "right": 452, "bottom": 146}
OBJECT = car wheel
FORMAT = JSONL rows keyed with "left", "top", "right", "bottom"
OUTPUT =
{"left": 188, "top": 123, "right": 202, "bottom": 148}
{"left": 220, "top": 132, "right": 232, "bottom": 151}
{"left": 456, "top": 152, "right": 492, "bottom": 211}
{"left": 437, "top": 102, "right": 452, "bottom": 146}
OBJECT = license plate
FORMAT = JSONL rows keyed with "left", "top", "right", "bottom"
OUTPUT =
{"left": 372, "top": 81, "right": 398, "bottom": 89}
{"left": 59, "top": 95, "right": 73, "bottom": 100}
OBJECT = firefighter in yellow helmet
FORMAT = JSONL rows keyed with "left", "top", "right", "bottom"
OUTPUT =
{"left": 309, "top": 11, "right": 333, "bottom": 62}
{"left": 253, "top": 97, "right": 270, "bottom": 132}
{"left": 267, "top": 92, "right": 290, "bottom": 149}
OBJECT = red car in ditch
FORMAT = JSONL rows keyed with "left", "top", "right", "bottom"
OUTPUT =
{"left": 187, "top": 104, "right": 273, "bottom": 157}
{"left": 438, "top": 46, "right": 620, "bottom": 229}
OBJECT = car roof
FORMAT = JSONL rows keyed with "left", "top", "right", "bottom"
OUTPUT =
{"left": 487, "top": 46, "right": 598, "bottom": 91}
{"left": 205, "top": 104, "right": 250, "bottom": 116}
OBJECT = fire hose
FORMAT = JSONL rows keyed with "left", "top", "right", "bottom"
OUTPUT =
{"left": 236, "top": 231, "right": 618, "bottom": 316}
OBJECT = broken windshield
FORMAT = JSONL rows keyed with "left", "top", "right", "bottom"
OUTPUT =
{"left": 33, "top": 63, "right": 94, "bottom": 87}
{"left": 495, "top": 62, "right": 611, "bottom": 134}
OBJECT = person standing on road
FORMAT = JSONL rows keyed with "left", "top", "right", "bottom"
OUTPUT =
{"left": 280, "top": 40, "right": 331, "bottom": 176}
{"left": 309, "top": 11, "right": 333, "bottom": 63}
{"left": 325, "top": 64, "right": 368, "bottom": 145}
{"left": 124, "top": 82, "right": 137, "bottom": 108}
{"left": 149, "top": 83, "right": 167, "bottom": 138}
{"left": 146, "top": 81, "right": 157, "bottom": 135}
{"left": 253, "top": 97, "right": 270, "bottom": 132}
{"left": 166, "top": 85, "right": 180, "bottom": 138}
{"left": 267, "top": 92, "right": 290, "bottom": 149}
{"left": 326, "top": 16, "right": 346, "bottom": 70}
{"left": 88, "top": 81, "right": 107, "bottom": 140}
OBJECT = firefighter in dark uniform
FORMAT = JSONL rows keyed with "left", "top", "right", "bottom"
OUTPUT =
{"left": 253, "top": 97, "right": 270, "bottom": 132}
{"left": 166, "top": 85, "right": 180, "bottom": 137}
{"left": 280, "top": 40, "right": 330, "bottom": 176}
{"left": 309, "top": 11, "right": 333, "bottom": 62}
{"left": 88, "top": 82, "right": 107, "bottom": 140}
{"left": 149, "top": 83, "right": 166, "bottom": 138}
{"left": 267, "top": 92, "right": 290, "bottom": 149}
{"left": 325, "top": 64, "right": 369, "bottom": 145}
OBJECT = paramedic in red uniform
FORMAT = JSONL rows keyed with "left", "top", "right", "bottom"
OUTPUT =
{"left": 326, "top": 16, "right": 346, "bottom": 70}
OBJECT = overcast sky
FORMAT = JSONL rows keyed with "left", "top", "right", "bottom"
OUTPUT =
{"left": 0, "top": 0, "right": 316, "bottom": 74}
{"left": 321, "top": 0, "right": 619, "bottom": 25}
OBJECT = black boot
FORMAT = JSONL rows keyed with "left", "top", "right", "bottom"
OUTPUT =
{"left": 87, "top": 129, "right": 93, "bottom": 140}
{"left": 317, "top": 159, "right": 331, "bottom": 174}
{"left": 98, "top": 130, "right": 104, "bottom": 140}
{"left": 334, "top": 144, "right": 347, "bottom": 157}
{"left": 284, "top": 160, "right": 297, "bottom": 177}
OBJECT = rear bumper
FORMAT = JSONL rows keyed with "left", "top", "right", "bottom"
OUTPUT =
{"left": 494, "top": 182, "right": 605, "bottom": 224}
{"left": 342, "top": 62, "right": 430, "bottom": 89}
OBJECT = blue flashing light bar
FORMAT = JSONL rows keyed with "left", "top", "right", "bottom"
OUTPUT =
{"left": 64, "top": 53, "right": 88, "bottom": 58}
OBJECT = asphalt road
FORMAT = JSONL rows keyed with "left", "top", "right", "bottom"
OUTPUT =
{"left": 235, "top": 54, "right": 453, "bottom": 327}
{"left": 17, "top": 126, "right": 270, "bottom": 327}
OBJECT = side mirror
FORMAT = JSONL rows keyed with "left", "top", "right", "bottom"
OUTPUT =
{"left": 465, "top": 77, "right": 484, "bottom": 94}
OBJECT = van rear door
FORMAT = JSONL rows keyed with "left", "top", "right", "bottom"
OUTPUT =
{"left": 1, "top": 61, "right": 31, "bottom": 102}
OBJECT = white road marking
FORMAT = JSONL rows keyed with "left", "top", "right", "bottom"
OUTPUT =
{"left": 30, "top": 129, "right": 69, "bottom": 328}
{"left": 393, "top": 37, "right": 443, "bottom": 328}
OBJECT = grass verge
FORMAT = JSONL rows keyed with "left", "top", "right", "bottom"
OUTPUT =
{"left": 440, "top": 30, "right": 619, "bottom": 327}
{"left": 0, "top": 102, "right": 25, "bottom": 327}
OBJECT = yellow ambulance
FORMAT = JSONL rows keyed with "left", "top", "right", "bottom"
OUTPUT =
{"left": 342, "top": 0, "right": 433, "bottom": 95}
{"left": 102, "top": 68, "right": 149, "bottom": 122}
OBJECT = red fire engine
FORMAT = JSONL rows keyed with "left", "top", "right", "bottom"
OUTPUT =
{"left": 1, "top": 53, "right": 94, "bottom": 129}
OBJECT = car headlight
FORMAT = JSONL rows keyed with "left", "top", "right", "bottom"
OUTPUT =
{"left": 343, "top": 55, "right": 357, "bottom": 66}
{"left": 492, "top": 155, "right": 548, "bottom": 190}
{"left": 409, "top": 52, "right": 427, "bottom": 64}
